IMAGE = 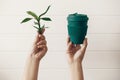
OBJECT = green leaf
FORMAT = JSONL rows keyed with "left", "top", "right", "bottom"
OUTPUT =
{"left": 34, "top": 21, "right": 39, "bottom": 25}
{"left": 41, "top": 17, "right": 52, "bottom": 21}
{"left": 27, "top": 11, "right": 38, "bottom": 20}
{"left": 21, "top": 18, "right": 32, "bottom": 23}
{"left": 33, "top": 26, "right": 39, "bottom": 29}
{"left": 39, "top": 5, "right": 51, "bottom": 18}
{"left": 41, "top": 24, "right": 45, "bottom": 29}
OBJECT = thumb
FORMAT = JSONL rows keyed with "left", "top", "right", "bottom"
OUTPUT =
{"left": 81, "top": 38, "right": 88, "bottom": 53}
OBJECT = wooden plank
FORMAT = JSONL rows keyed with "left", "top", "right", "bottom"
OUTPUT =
{"left": 0, "top": 34, "right": 120, "bottom": 51}
{"left": 0, "top": 69, "right": 119, "bottom": 80}
{"left": 0, "top": 15, "right": 120, "bottom": 34}
{"left": 0, "top": 0, "right": 120, "bottom": 15}
{"left": 84, "top": 51, "right": 120, "bottom": 69}
{"left": 84, "top": 69, "right": 120, "bottom": 80}
{"left": 0, "top": 51, "right": 120, "bottom": 69}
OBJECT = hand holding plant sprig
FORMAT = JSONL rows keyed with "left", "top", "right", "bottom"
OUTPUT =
{"left": 21, "top": 5, "right": 52, "bottom": 34}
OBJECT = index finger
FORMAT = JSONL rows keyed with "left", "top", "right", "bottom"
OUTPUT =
{"left": 83, "top": 38, "right": 88, "bottom": 47}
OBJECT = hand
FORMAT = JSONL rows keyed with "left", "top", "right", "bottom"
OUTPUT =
{"left": 66, "top": 37, "right": 88, "bottom": 64}
{"left": 31, "top": 29, "right": 48, "bottom": 62}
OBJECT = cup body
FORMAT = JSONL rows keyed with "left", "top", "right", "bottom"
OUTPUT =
{"left": 67, "top": 13, "right": 89, "bottom": 44}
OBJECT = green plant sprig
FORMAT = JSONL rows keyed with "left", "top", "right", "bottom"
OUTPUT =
{"left": 21, "top": 5, "right": 52, "bottom": 34}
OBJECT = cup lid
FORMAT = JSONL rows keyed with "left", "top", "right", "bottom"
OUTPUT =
{"left": 67, "top": 13, "right": 89, "bottom": 21}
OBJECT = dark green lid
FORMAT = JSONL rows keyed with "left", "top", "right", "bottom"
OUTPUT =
{"left": 67, "top": 13, "right": 89, "bottom": 21}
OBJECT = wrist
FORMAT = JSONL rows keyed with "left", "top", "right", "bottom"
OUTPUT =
{"left": 29, "top": 54, "right": 41, "bottom": 64}
{"left": 68, "top": 58, "right": 82, "bottom": 64}
{"left": 69, "top": 60, "right": 83, "bottom": 80}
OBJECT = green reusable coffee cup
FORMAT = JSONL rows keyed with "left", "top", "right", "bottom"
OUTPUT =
{"left": 67, "top": 13, "right": 89, "bottom": 44}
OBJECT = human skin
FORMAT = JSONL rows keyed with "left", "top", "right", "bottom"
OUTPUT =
{"left": 66, "top": 37, "right": 88, "bottom": 80}
{"left": 23, "top": 29, "right": 47, "bottom": 80}
{"left": 23, "top": 30, "right": 87, "bottom": 80}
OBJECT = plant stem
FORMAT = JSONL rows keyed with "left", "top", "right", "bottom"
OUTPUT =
{"left": 38, "top": 20, "right": 40, "bottom": 29}
{"left": 37, "top": 20, "right": 42, "bottom": 34}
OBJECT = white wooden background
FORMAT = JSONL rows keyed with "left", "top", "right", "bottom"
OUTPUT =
{"left": 0, "top": 0, "right": 120, "bottom": 80}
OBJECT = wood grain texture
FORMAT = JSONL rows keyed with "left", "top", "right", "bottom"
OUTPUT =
{"left": 0, "top": 0, "right": 120, "bottom": 80}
